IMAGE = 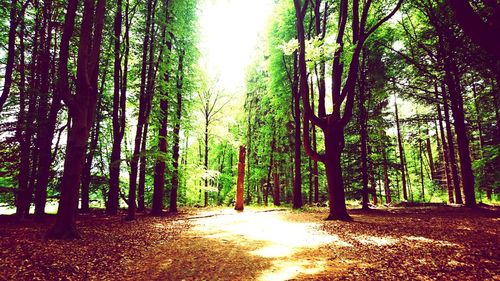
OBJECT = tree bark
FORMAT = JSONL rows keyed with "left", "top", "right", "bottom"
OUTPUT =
{"left": 0, "top": 0, "right": 18, "bottom": 112}
{"left": 47, "top": 0, "right": 106, "bottom": 239}
{"left": 442, "top": 84, "right": 463, "bottom": 204}
{"left": 170, "top": 50, "right": 185, "bottom": 213}
{"left": 235, "top": 146, "right": 246, "bottom": 211}
{"left": 395, "top": 95, "right": 408, "bottom": 201}
{"left": 107, "top": 0, "right": 124, "bottom": 215}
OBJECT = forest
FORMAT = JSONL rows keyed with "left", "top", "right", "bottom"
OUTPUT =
{"left": 0, "top": 0, "right": 499, "bottom": 280}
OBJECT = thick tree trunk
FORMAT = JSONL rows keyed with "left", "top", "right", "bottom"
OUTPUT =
{"left": 324, "top": 127, "right": 350, "bottom": 220}
{"left": 235, "top": 146, "right": 246, "bottom": 211}
{"left": 47, "top": 0, "right": 106, "bottom": 239}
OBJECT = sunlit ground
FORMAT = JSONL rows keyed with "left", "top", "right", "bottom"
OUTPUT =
{"left": 190, "top": 209, "right": 347, "bottom": 280}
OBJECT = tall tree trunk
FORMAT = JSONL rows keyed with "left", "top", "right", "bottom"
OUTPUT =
{"left": 445, "top": 63, "right": 476, "bottom": 207}
{"left": 394, "top": 95, "right": 408, "bottom": 201}
{"left": 442, "top": 84, "right": 462, "bottom": 204}
{"left": 107, "top": 0, "right": 124, "bottom": 215}
{"left": 358, "top": 49, "right": 369, "bottom": 210}
{"left": 425, "top": 129, "right": 435, "bottom": 180}
{"left": 292, "top": 55, "right": 302, "bottom": 209}
{"left": 0, "top": 0, "right": 18, "bottom": 112}
{"left": 436, "top": 88, "right": 454, "bottom": 203}
{"left": 15, "top": 14, "right": 30, "bottom": 220}
{"left": 80, "top": 80, "right": 105, "bottom": 213}
{"left": 170, "top": 50, "right": 184, "bottom": 213}
{"left": 128, "top": 0, "right": 155, "bottom": 220}
{"left": 382, "top": 144, "right": 391, "bottom": 204}
{"left": 47, "top": 0, "right": 106, "bottom": 239}
{"left": 235, "top": 146, "right": 246, "bottom": 211}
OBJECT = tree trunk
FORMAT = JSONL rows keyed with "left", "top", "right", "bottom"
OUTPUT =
{"left": 170, "top": 50, "right": 184, "bottom": 213}
{"left": 445, "top": 64, "right": 476, "bottom": 207}
{"left": 292, "top": 54, "right": 302, "bottom": 209}
{"left": 0, "top": 0, "right": 18, "bottom": 112}
{"left": 436, "top": 87, "right": 454, "bottom": 203}
{"left": 442, "top": 84, "right": 463, "bottom": 204}
{"left": 127, "top": 0, "right": 155, "bottom": 220}
{"left": 107, "top": 0, "right": 123, "bottom": 215}
{"left": 235, "top": 146, "right": 246, "bottom": 211}
{"left": 324, "top": 127, "right": 350, "bottom": 220}
{"left": 394, "top": 95, "right": 408, "bottom": 201}
{"left": 47, "top": 0, "right": 106, "bottom": 239}
{"left": 358, "top": 49, "right": 369, "bottom": 210}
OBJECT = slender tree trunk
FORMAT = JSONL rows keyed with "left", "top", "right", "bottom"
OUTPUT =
{"left": 382, "top": 145, "right": 391, "bottom": 204}
{"left": 358, "top": 49, "right": 369, "bottom": 210}
{"left": 0, "top": 0, "right": 18, "bottom": 112}
{"left": 15, "top": 15, "right": 30, "bottom": 220}
{"left": 204, "top": 120, "right": 209, "bottom": 207}
{"left": 107, "top": 0, "right": 123, "bottom": 215}
{"left": 235, "top": 146, "right": 246, "bottom": 211}
{"left": 292, "top": 55, "right": 302, "bottom": 209}
{"left": 425, "top": 129, "right": 435, "bottom": 180}
{"left": 128, "top": 0, "right": 155, "bottom": 220}
{"left": 437, "top": 96, "right": 454, "bottom": 203}
{"left": 442, "top": 84, "right": 463, "bottom": 204}
{"left": 395, "top": 95, "right": 408, "bottom": 201}
{"left": 170, "top": 50, "right": 184, "bottom": 213}
{"left": 80, "top": 84, "right": 104, "bottom": 213}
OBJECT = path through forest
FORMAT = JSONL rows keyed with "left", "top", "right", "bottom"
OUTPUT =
{"left": 132, "top": 209, "right": 345, "bottom": 280}
{"left": 130, "top": 207, "right": 499, "bottom": 280}
{"left": 1, "top": 206, "right": 499, "bottom": 280}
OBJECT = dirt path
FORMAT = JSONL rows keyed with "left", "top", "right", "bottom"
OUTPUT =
{"left": 1, "top": 207, "right": 498, "bottom": 280}
{"left": 130, "top": 207, "right": 499, "bottom": 281}
{"left": 131, "top": 209, "right": 346, "bottom": 280}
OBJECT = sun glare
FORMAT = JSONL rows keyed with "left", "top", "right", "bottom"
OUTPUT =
{"left": 198, "top": 0, "right": 274, "bottom": 93}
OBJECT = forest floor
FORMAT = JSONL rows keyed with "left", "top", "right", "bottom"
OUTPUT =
{"left": 0, "top": 205, "right": 499, "bottom": 280}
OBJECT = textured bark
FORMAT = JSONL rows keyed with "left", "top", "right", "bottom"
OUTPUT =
{"left": 395, "top": 96, "right": 408, "bottom": 201}
{"left": 436, "top": 87, "right": 454, "bottom": 203}
{"left": 235, "top": 146, "right": 246, "bottom": 211}
{"left": 47, "top": 0, "right": 106, "bottom": 239}
{"left": 442, "top": 85, "right": 462, "bottom": 204}
{"left": 170, "top": 50, "right": 185, "bottom": 213}
{"left": 0, "top": 0, "right": 18, "bottom": 112}
{"left": 107, "top": 0, "right": 124, "bottom": 215}
{"left": 292, "top": 54, "right": 302, "bottom": 209}
{"left": 128, "top": 0, "right": 156, "bottom": 220}
{"left": 358, "top": 49, "right": 369, "bottom": 210}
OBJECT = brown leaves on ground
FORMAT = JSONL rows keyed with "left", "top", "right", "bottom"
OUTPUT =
{"left": 0, "top": 206, "right": 499, "bottom": 280}
{"left": 0, "top": 210, "right": 192, "bottom": 280}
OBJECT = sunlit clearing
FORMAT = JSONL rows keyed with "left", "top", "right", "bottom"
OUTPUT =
{"left": 353, "top": 235, "right": 398, "bottom": 246}
{"left": 403, "top": 236, "right": 460, "bottom": 247}
{"left": 191, "top": 210, "right": 349, "bottom": 280}
{"left": 259, "top": 259, "right": 327, "bottom": 281}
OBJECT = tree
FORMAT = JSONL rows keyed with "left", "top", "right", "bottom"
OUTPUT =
{"left": 293, "top": 0, "right": 403, "bottom": 220}
{"left": 47, "top": 0, "right": 107, "bottom": 239}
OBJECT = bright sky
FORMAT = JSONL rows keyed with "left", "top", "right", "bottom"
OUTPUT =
{"left": 198, "top": 0, "right": 274, "bottom": 94}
